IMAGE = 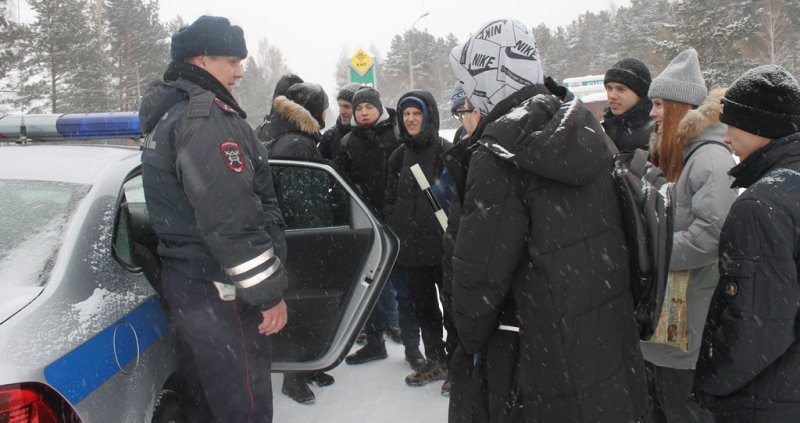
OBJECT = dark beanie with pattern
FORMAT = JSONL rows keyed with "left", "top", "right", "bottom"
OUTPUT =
{"left": 351, "top": 87, "right": 383, "bottom": 113}
{"left": 286, "top": 82, "right": 329, "bottom": 129}
{"left": 170, "top": 16, "right": 247, "bottom": 62}
{"left": 720, "top": 64, "right": 800, "bottom": 140}
{"left": 337, "top": 83, "right": 362, "bottom": 103}
{"left": 604, "top": 58, "right": 652, "bottom": 99}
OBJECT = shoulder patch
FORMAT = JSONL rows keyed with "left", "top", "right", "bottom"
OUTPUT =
{"left": 213, "top": 98, "right": 237, "bottom": 114}
{"left": 220, "top": 141, "right": 245, "bottom": 173}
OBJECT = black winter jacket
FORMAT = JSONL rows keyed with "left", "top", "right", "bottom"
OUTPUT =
{"left": 319, "top": 117, "right": 351, "bottom": 160}
{"left": 385, "top": 90, "right": 451, "bottom": 267}
{"left": 450, "top": 85, "right": 647, "bottom": 422}
{"left": 695, "top": 133, "right": 800, "bottom": 423}
{"left": 601, "top": 97, "right": 653, "bottom": 153}
{"left": 334, "top": 108, "right": 399, "bottom": 220}
{"left": 140, "top": 75, "right": 287, "bottom": 310}
{"left": 256, "top": 95, "right": 322, "bottom": 160}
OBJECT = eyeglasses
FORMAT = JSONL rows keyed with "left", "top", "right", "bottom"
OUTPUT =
{"left": 452, "top": 108, "right": 475, "bottom": 121}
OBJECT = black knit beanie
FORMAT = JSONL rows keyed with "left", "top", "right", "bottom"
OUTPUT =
{"left": 286, "top": 82, "right": 329, "bottom": 129}
{"left": 351, "top": 87, "right": 383, "bottom": 113}
{"left": 720, "top": 65, "right": 800, "bottom": 140}
{"left": 604, "top": 58, "right": 652, "bottom": 99}
{"left": 170, "top": 16, "right": 247, "bottom": 62}
{"left": 337, "top": 83, "right": 362, "bottom": 103}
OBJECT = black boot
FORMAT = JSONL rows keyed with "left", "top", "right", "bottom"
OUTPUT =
{"left": 345, "top": 339, "right": 388, "bottom": 365}
{"left": 386, "top": 326, "right": 402, "bottom": 344}
{"left": 281, "top": 373, "right": 315, "bottom": 405}
{"left": 404, "top": 347, "right": 426, "bottom": 372}
{"left": 305, "top": 371, "right": 335, "bottom": 387}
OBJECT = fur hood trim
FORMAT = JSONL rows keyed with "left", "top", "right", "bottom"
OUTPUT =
{"left": 272, "top": 95, "right": 320, "bottom": 135}
{"left": 675, "top": 87, "right": 726, "bottom": 143}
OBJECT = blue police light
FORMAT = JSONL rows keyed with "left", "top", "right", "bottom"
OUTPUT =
{"left": 0, "top": 112, "right": 141, "bottom": 140}
{"left": 56, "top": 112, "right": 141, "bottom": 138}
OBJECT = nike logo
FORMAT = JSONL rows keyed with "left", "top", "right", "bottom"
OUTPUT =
{"left": 505, "top": 46, "right": 538, "bottom": 61}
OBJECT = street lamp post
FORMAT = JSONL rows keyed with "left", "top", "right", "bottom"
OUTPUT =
{"left": 408, "top": 12, "right": 430, "bottom": 89}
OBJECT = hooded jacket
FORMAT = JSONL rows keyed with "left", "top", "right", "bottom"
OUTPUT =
{"left": 257, "top": 94, "right": 322, "bottom": 159}
{"left": 695, "top": 133, "right": 800, "bottom": 423}
{"left": 639, "top": 88, "right": 738, "bottom": 369}
{"left": 450, "top": 84, "right": 647, "bottom": 422}
{"left": 384, "top": 90, "right": 451, "bottom": 267}
{"left": 334, "top": 108, "right": 399, "bottom": 220}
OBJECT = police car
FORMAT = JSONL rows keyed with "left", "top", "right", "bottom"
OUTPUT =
{"left": 0, "top": 113, "right": 398, "bottom": 422}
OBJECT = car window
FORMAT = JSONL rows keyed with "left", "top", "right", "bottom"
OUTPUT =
{"left": 0, "top": 179, "right": 89, "bottom": 288}
{"left": 272, "top": 166, "right": 350, "bottom": 230}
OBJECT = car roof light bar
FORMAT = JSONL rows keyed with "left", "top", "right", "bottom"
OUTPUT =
{"left": 0, "top": 112, "right": 141, "bottom": 141}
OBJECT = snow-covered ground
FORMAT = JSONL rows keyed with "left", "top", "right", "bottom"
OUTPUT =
{"left": 272, "top": 339, "right": 448, "bottom": 422}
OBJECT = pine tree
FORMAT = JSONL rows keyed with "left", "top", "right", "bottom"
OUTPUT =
{"left": 105, "top": 0, "right": 169, "bottom": 111}
{"left": 235, "top": 57, "right": 270, "bottom": 127}
{"left": 23, "top": 0, "right": 103, "bottom": 112}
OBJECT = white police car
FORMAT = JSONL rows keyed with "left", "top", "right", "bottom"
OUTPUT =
{"left": 0, "top": 113, "right": 398, "bottom": 422}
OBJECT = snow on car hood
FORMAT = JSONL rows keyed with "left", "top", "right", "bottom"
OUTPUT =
{"left": 0, "top": 286, "right": 43, "bottom": 323}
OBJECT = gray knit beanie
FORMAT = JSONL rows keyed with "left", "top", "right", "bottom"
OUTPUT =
{"left": 648, "top": 48, "right": 707, "bottom": 106}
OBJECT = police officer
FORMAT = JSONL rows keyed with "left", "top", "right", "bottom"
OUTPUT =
{"left": 139, "top": 15, "right": 287, "bottom": 423}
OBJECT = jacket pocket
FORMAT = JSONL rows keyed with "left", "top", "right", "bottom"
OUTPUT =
{"left": 718, "top": 255, "right": 758, "bottom": 312}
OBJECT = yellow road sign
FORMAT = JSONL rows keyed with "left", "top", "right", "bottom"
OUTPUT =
{"left": 350, "top": 49, "right": 374, "bottom": 77}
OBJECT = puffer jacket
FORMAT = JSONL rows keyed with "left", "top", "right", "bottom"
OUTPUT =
{"left": 385, "top": 90, "right": 451, "bottom": 267}
{"left": 640, "top": 88, "right": 738, "bottom": 369}
{"left": 334, "top": 108, "right": 399, "bottom": 220}
{"left": 256, "top": 95, "right": 321, "bottom": 159}
{"left": 450, "top": 84, "right": 647, "bottom": 422}
{"left": 695, "top": 132, "right": 800, "bottom": 423}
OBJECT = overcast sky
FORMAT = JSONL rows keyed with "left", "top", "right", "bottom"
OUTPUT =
{"left": 157, "top": 0, "right": 629, "bottom": 97}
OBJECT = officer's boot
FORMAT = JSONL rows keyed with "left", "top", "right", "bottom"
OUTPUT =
{"left": 281, "top": 373, "right": 315, "bottom": 405}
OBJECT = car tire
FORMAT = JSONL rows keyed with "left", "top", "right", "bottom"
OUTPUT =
{"left": 152, "top": 389, "right": 182, "bottom": 423}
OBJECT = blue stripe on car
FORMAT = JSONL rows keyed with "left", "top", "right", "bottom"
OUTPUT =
{"left": 44, "top": 296, "right": 168, "bottom": 404}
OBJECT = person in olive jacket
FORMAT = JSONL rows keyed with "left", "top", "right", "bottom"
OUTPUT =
{"left": 695, "top": 65, "right": 800, "bottom": 423}
{"left": 384, "top": 90, "right": 453, "bottom": 390}
{"left": 446, "top": 19, "right": 647, "bottom": 423}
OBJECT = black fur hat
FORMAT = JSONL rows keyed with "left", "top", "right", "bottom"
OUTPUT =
{"left": 171, "top": 16, "right": 247, "bottom": 62}
{"left": 720, "top": 65, "right": 800, "bottom": 140}
{"left": 286, "top": 82, "right": 329, "bottom": 129}
{"left": 604, "top": 58, "right": 652, "bottom": 99}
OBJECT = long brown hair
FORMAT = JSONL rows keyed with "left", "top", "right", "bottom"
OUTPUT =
{"left": 655, "top": 100, "right": 695, "bottom": 182}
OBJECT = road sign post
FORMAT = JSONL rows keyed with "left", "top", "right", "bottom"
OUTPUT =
{"left": 350, "top": 48, "right": 376, "bottom": 87}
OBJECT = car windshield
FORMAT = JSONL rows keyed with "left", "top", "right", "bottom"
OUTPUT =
{"left": 0, "top": 179, "right": 90, "bottom": 288}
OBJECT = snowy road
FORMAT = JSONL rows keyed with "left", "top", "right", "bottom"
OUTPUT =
{"left": 272, "top": 339, "right": 449, "bottom": 422}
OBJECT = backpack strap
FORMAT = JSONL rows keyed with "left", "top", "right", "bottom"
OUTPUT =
{"left": 684, "top": 141, "right": 728, "bottom": 164}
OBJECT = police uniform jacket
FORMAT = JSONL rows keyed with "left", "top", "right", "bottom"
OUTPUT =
{"left": 695, "top": 132, "right": 800, "bottom": 423}
{"left": 140, "top": 77, "right": 287, "bottom": 310}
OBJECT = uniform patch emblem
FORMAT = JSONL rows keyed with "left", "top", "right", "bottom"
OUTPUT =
{"left": 220, "top": 141, "right": 245, "bottom": 173}
{"left": 724, "top": 282, "right": 738, "bottom": 297}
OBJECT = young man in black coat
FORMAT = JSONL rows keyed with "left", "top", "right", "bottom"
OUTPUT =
{"left": 602, "top": 58, "right": 654, "bottom": 153}
{"left": 385, "top": 90, "right": 453, "bottom": 391}
{"left": 319, "top": 82, "right": 361, "bottom": 160}
{"left": 694, "top": 65, "right": 800, "bottom": 423}
{"left": 446, "top": 19, "right": 647, "bottom": 423}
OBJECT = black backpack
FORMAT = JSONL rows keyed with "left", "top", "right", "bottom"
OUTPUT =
{"left": 605, "top": 138, "right": 674, "bottom": 341}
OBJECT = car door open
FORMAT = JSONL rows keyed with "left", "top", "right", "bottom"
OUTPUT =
{"left": 268, "top": 160, "right": 398, "bottom": 372}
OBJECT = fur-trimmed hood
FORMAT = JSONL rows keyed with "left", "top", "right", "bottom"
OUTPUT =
{"left": 271, "top": 94, "right": 321, "bottom": 136}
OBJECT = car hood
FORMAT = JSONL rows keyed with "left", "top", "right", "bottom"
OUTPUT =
{"left": 0, "top": 286, "right": 43, "bottom": 324}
